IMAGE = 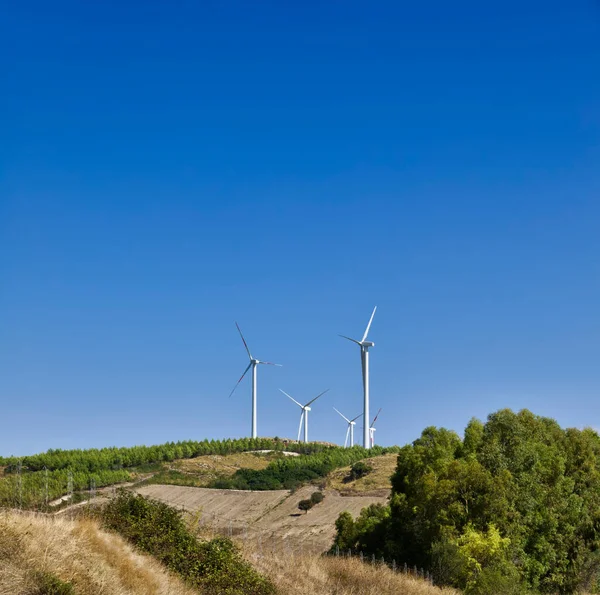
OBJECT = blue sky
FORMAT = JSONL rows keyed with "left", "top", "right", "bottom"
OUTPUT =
{"left": 1, "top": 1, "right": 599, "bottom": 456}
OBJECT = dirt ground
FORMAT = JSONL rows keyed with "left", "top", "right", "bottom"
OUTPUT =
{"left": 136, "top": 483, "right": 389, "bottom": 553}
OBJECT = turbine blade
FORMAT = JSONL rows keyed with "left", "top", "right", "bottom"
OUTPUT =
{"left": 279, "top": 389, "right": 303, "bottom": 409}
{"left": 306, "top": 388, "right": 329, "bottom": 407}
{"left": 228, "top": 362, "right": 252, "bottom": 398}
{"left": 235, "top": 322, "right": 253, "bottom": 360}
{"left": 297, "top": 412, "right": 304, "bottom": 442}
{"left": 258, "top": 361, "right": 282, "bottom": 366}
{"left": 350, "top": 413, "right": 364, "bottom": 423}
{"left": 344, "top": 426, "right": 350, "bottom": 448}
{"left": 371, "top": 408, "right": 382, "bottom": 427}
{"left": 361, "top": 306, "right": 377, "bottom": 343}
{"left": 333, "top": 407, "right": 351, "bottom": 423}
{"left": 339, "top": 334, "right": 361, "bottom": 345}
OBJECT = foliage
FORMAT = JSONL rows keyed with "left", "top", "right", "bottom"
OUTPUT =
{"left": 101, "top": 490, "right": 276, "bottom": 595}
{"left": 298, "top": 499, "right": 313, "bottom": 513}
{"left": 331, "top": 409, "right": 600, "bottom": 593}
{"left": 310, "top": 491, "right": 324, "bottom": 504}
{"left": 0, "top": 468, "right": 131, "bottom": 509}
{"left": 348, "top": 461, "right": 373, "bottom": 481}
{"left": 0, "top": 437, "right": 327, "bottom": 474}
{"left": 211, "top": 445, "right": 399, "bottom": 490}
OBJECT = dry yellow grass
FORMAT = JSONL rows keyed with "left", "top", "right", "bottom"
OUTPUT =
{"left": 171, "top": 452, "right": 277, "bottom": 485}
{"left": 326, "top": 452, "right": 397, "bottom": 495}
{"left": 245, "top": 546, "right": 459, "bottom": 595}
{"left": 0, "top": 511, "right": 196, "bottom": 595}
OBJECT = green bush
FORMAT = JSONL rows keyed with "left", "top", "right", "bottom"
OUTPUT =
{"left": 101, "top": 491, "right": 275, "bottom": 595}
{"left": 348, "top": 461, "right": 373, "bottom": 481}
{"left": 331, "top": 409, "right": 600, "bottom": 593}
{"left": 298, "top": 499, "right": 313, "bottom": 513}
{"left": 310, "top": 491, "right": 324, "bottom": 504}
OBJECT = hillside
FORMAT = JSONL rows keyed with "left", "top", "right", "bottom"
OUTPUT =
{"left": 136, "top": 483, "right": 388, "bottom": 553}
{"left": 0, "top": 511, "right": 195, "bottom": 595}
{"left": 326, "top": 452, "right": 397, "bottom": 495}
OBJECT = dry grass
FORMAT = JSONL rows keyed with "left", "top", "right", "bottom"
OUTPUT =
{"left": 326, "top": 452, "right": 397, "bottom": 495}
{"left": 245, "top": 546, "right": 459, "bottom": 595}
{"left": 171, "top": 452, "right": 278, "bottom": 485}
{"left": 0, "top": 511, "right": 196, "bottom": 595}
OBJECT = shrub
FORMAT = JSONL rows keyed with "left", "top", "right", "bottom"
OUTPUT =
{"left": 310, "top": 491, "right": 324, "bottom": 505}
{"left": 101, "top": 490, "right": 275, "bottom": 595}
{"left": 349, "top": 461, "right": 373, "bottom": 481}
{"left": 298, "top": 499, "right": 313, "bottom": 513}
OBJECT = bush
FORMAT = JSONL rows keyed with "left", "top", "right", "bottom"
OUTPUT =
{"left": 101, "top": 491, "right": 275, "bottom": 595}
{"left": 349, "top": 461, "right": 373, "bottom": 481}
{"left": 298, "top": 499, "right": 313, "bottom": 513}
{"left": 310, "top": 491, "right": 324, "bottom": 504}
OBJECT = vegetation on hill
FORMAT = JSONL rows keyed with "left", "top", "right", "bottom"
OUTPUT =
{"left": 332, "top": 409, "right": 600, "bottom": 594}
{"left": 0, "top": 510, "right": 197, "bottom": 595}
{"left": 0, "top": 437, "right": 327, "bottom": 473}
{"left": 100, "top": 490, "right": 276, "bottom": 595}
{"left": 326, "top": 452, "right": 397, "bottom": 494}
{"left": 210, "top": 445, "right": 400, "bottom": 490}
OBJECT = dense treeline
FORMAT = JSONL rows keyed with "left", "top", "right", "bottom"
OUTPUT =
{"left": 332, "top": 409, "right": 600, "bottom": 594}
{"left": 101, "top": 491, "right": 276, "bottom": 595}
{"left": 0, "top": 437, "right": 328, "bottom": 474}
{"left": 212, "top": 445, "right": 400, "bottom": 490}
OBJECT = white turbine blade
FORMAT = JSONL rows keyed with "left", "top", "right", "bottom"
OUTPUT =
{"left": 258, "top": 361, "right": 282, "bottom": 366}
{"left": 306, "top": 388, "right": 329, "bottom": 407}
{"left": 350, "top": 412, "right": 363, "bottom": 423}
{"left": 339, "top": 334, "right": 361, "bottom": 345}
{"left": 297, "top": 411, "right": 304, "bottom": 442}
{"left": 235, "top": 322, "right": 253, "bottom": 360}
{"left": 361, "top": 306, "right": 377, "bottom": 343}
{"left": 344, "top": 426, "right": 350, "bottom": 448}
{"left": 279, "top": 389, "right": 303, "bottom": 409}
{"left": 333, "top": 407, "right": 351, "bottom": 423}
{"left": 228, "top": 362, "right": 252, "bottom": 398}
{"left": 371, "top": 407, "right": 382, "bottom": 428}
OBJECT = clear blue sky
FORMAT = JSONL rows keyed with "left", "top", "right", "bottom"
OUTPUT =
{"left": 1, "top": 1, "right": 599, "bottom": 456}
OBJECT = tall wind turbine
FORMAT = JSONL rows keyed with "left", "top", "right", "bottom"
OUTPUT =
{"left": 280, "top": 389, "right": 329, "bottom": 443}
{"left": 369, "top": 408, "right": 382, "bottom": 447}
{"left": 228, "top": 322, "right": 281, "bottom": 439}
{"left": 333, "top": 408, "right": 362, "bottom": 447}
{"left": 340, "top": 307, "right": 377, "bottom": 449}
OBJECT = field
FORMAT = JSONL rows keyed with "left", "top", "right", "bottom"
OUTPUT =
{"left": 137, "top": 483, "right": 389, "bottom": 553}
{"left": 326, "top": 452, "right": 397, "bottom": 495}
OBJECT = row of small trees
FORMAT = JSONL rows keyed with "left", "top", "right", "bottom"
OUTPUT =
{"left": 0, "top": 437, "right": 329, "bottom": 474}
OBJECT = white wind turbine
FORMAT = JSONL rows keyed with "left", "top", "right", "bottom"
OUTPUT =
{"left": 228, "top": 322, "right": 281, "bottom": 439}
{"left": 369, "top": 408, "right": 382, "bottom": 447}
{"left": 333, "top": 408, "right": 362, "bottom": 448}
{"left": 280, "top": 389, "right": 329, "bottom": 443}
{"left": 340, "top": 306, "right": 377, "bottom": 449}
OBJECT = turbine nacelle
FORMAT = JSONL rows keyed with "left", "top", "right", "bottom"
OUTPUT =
{"left": 361, "top": 341, "right": 375, "bottom": 348}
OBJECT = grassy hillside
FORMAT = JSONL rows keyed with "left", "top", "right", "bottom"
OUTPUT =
{"left": 0, "top": 511, "right": 195, "bottom": 595}
{"left": 326, "top": 452, "right": 397, "bottom": 494}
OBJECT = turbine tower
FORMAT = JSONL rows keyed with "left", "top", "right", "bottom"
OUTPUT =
{"left": 340, "top": 306, "right": 377, "bottom": 449}
{"left": 369, "top": 408, "right": 382, "bottom": 447}
{"left": 333, "top": 408, "right": 362, "bottom": 447}
{"left": 228, "top": 322, "right": 281, "bottom": 439}
{"left": 280, "top": 389, "right": 329, "bottom": 443}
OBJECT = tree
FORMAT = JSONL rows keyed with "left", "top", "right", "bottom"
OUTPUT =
{"left": 298, "top": 499, "right": 313, "bottom": 514}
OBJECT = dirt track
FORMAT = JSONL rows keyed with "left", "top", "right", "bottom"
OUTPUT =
{"left": 136, "top": 484, "right": 389, "bottom": 552}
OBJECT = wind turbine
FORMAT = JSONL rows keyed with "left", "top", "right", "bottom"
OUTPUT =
{"left": 340, "top": 306, "right": 377, "bottom": 449}
{"left": 228, "top": 322, "right": 281, "bottom": 439}
{"left": 280, "top": 389, "right": 329, "bottom": 443}
{"left": 369, "top": 408, "right": 382, "bottom": 447}
{"left": 333, "top": 408, "right": 362, "bottom": 447}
